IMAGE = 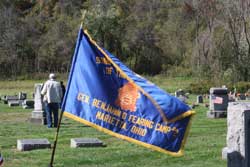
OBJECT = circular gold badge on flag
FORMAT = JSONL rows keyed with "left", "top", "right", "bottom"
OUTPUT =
{"left": 115, "top": 82, "right": 139, "bottom": 112}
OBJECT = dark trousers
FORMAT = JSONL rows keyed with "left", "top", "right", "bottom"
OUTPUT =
{"left": 45, "top": 102, "right": 59, "bottom": 128}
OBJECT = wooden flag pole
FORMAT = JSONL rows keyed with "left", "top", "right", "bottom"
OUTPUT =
{"left": 80, "top": 10, "right": 87, "bottom": 28}
{"left": 48, "top": 109, "right": 64, "bottom": 167}
{"left": 48, "top": 10, "right": 87, "bottom": 166}
{"left": 48, "top": 11, "right": 87, "bottom": 167}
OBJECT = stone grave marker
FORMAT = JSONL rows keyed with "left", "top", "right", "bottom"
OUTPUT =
{"left": 207, "top": 87, "right": 228, "bottom": 118}
{"left": 5, "top": 94, "right": 26, "bottom": 107}
{"left": 8, "top": 100, "right": 20, "bottom": 107}
{"left": 17, "top": 139, "right": 51, "bottom": 151}
{"left": 175, "top": 89, "right": 185, "bottom": 97}
{"left": 6, "top": 95, "right": 19, "bottom": 101}
{"left": 197, "top": 95, "right": 203, "bottom": 103}
{"left": 6, "top": 95, "right": 19, "bottom": 106}
{"left": 175, "top": 89, "right": 188, "bottom": 103}
{"left": 30, "top": 84, "right": 46, "bottom": 125}
{"left": 222, "top": 102, "right": 250, "bottom": 167}
{"left": 1, "top": 96, "right": 7, "bottom": 104}
{"left": 246, "top": 95, "right": 250, "bottom": 101}
{"left": 22, "top": 100, "right": 34, "bottom": 109}
{"left": 18, "top": 92, "right": 27, "bottom": 100}
{"left": 237, "top": 93, "right": 246, "bottom": 101}
{"left": 70, "top": 138, "right": 105, "bottom": 148}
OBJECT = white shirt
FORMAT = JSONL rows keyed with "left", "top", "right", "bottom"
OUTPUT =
{"left": 41, "top": 79, "right": 63, "bottom": 103}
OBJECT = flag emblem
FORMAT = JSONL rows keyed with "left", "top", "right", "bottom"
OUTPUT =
{"left": 115, "top": 82, "right": 139, "bottom": 112}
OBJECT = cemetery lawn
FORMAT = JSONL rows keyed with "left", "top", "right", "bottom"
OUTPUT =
{"left": 0, "top": 78, "right": 227, "bottom": 167}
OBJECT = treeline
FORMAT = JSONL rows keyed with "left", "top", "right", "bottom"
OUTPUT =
{"left": 0, "top": 0, "right": 250, "bottom": 84}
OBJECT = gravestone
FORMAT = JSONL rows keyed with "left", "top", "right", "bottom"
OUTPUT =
{"left": 6, "top": 95, "right": 19, "bottom": 101}
{"left": 222, "top": 102, "right": 250, "bottom": 167}
{"left": 197, "top": 95, "right": 203, "bottom": 103}
{"left": 246, "top": 95, "right": 250, "bottom": 101}
{"left": 1, "top": 95, "right": 6, "bottom": 104}
{"left": 175, "top": 89, "right": 185, "bottom": 97}
{"left": 5, "top": 95, "right": 26, "bottom": 107}
{"left": 70, "top": 138, "right": 105, "bottom": 148}
{"left": 8, "top": 100, "right": 20, "bottom": 107}
{"left": 207, "top": 87, "right": 228, "bottom": 118}
{"left": 17, "top": 139, "right": 51, "bottom": 151}
{"left": 2, "top": 95, "right": 7, "bottom": 104}
{"left": 30, "top": 84, "right": 46, "bottom": 125}
{"left": 6, "top": 95, "right": 19, "bottom": 105}
{"left": 228, "top": 93, "right": 236, "bottom": 102}
{"left": 22, "top": 100, "right": 34, "bottom": 109}
{"left": 175, "top": 89, "right": 188, "bottom": 103}
{"left": 18, "top": 92, "right": 27, "bottom": 100}
{"left": 237, "top": 94, "right": 246, "bottom": 101}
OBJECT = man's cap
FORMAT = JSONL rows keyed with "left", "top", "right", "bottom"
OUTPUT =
{"left": 49, "top": 73, "right": 56, "bottom": 79}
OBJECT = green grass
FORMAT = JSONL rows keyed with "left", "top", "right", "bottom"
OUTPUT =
{"left": 0, "top": 77, "right": 227, "bottom": 167}
{"left": 146, "top": 75, "right": 196, "bottom": 93}
{"left": 0, "top": 80, "right": 44, "bottom": 98}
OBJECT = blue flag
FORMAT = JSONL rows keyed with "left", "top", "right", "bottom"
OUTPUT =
{"left": 61, "top": 28, "right": 195, "bottom": 156}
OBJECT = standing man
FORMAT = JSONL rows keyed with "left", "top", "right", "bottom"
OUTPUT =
{"left": 41, "top": 73, "right": 63, "bottom": 128}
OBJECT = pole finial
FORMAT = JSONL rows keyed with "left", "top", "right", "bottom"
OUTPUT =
{"left": 80, "top": 10, "right": 87, "bottom": 28}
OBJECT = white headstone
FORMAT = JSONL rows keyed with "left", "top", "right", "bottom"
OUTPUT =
{"left": 30, "top": 84, "right": 46, "bottom": 124}
{"left": 33, "top": 84, "right": 43, "bottom": 111}
{"left": 222, "top": 102, "right": 250, "bottom": 167}
{"left": 227, "top": 102, "right": 250, "bottom": 157}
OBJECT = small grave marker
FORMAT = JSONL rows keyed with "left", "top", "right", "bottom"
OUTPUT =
{"left": 197, "top": 95, "right": 203, "bottom": 103}
{"left": 18, "top": 92, "right": 27, "bottom": 100}
{"left": 8, "top": 100, "right": 20, "bottom": 107}
{"left": 175, "top": 89, "right": 185, "bottom": 97}
{"left": 70, "top": 138, "right": 105, "bottom": 148}
{"left": 22, "top": 100, "right": 34, "bottom": 109}
{"left": 17, "top": 139, "right": 51, "bottom": 151}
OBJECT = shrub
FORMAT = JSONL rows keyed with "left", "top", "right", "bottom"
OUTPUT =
{"left": 162, "top": 65, "right": 193, "bottom": 77}
{"left": 188, "top": 80, "right": 213, "bottom": 94}
{"left": 188, "top": 80, "right": 250, "bottom": 94}
{"left": 234, "top": 82, "right": 250, "bottom": 93}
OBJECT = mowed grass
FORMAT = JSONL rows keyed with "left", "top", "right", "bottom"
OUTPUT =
{"left": 0, "top": 77, "right": 227, "bottom": 167}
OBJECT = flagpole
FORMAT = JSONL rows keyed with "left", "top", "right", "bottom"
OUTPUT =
{"left": 48, "top": 10, "right": 87, "bottom": 167}
{"left": 80, "top": 10, "right": 87, "bottom": 29}
{"left": 48, "top": 109, "right": 64, "bottom": 167}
